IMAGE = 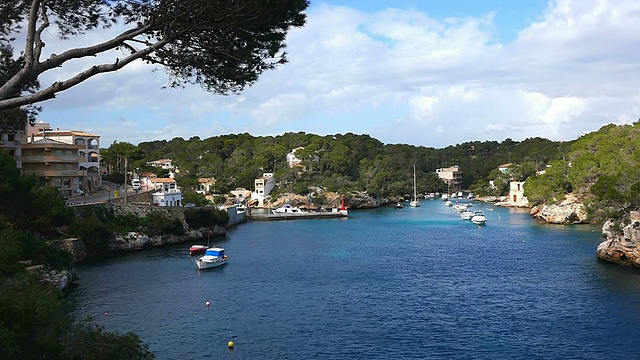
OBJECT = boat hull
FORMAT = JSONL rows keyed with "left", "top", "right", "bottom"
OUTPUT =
{"left": 195, "top": 256, "right": 228, "bottom": 270}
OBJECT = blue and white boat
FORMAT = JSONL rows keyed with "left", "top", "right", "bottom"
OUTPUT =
{"left": 195, "top": 247, "right": 228, "bottom": 270}
{"left": 471, "top": 210, "right": 487, "bottom": 226}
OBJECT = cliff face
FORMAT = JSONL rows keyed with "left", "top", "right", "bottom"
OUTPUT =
{"left": 529, "top": 194, "right": 589, "bottom": 224}
{"left": 597, "top": 211, "right": 640, "bottom": 268}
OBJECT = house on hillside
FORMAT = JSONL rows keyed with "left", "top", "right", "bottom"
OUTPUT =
{"left": 436, "top": 165, "right": 463, "bottom": 194}
{"left": 146, "top": 158, "right": 174, "bottom": 170}
{"left": 197, "top": 177, "right": 216, "bottom": 195}
{"left": 286, "top": 147, "right": 304, "bottom": 168}
{"left": 251, "top": 173, "right": 276, "bottom": 207}
{"left": 150, "top": 178, "right": 182, "bottom": 207}
{"left": 498, "top": 163, "right": 512, "bottom": 174}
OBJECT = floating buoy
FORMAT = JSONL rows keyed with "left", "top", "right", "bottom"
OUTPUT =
{"left": 104, "top": 312, "right": 108, "bottom": 316}
{"left": 228, "top": 341, "right": 235, "bottom": 349}
{"left": 205, "top": 301, "right": 211, "bottom": 307}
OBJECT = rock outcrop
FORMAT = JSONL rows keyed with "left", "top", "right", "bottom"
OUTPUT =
{"left": 597, "top": 211, "right": 640, "bottom": 268}
{"left": 529, "top": 194, "right": 589, "bottom": 224}
{"left": 110, "top": 226, "right": 226, "bottom": 252}
{"left": 270, "top": 191, "right": 385, "bottom": 209}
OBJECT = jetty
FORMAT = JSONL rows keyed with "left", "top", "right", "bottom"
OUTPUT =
{"left": 248, "top": 210, "right": 348, "bottom": 221}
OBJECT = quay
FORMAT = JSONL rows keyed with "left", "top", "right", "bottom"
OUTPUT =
{"left": 248, "top": 210, "right": 348, "bottom": 221}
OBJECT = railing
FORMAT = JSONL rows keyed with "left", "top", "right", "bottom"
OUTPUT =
{"left": 22, "top": 155, "right": 83, "bottom": 163}
{"left": 25, "top": 169, "right": 82, "bottom": 177}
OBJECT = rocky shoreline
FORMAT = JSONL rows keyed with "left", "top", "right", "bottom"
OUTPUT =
{"left": 596, "top": 211, "right": 640, "bottom": 269}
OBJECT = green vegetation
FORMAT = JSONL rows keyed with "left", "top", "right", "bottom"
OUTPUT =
{"left": 107, "top": 133, "right": 566, "bottom": 201}
{"left": 524, "top": 121, "right": 640, "bottom": 222}
{"left": 0, "top": 150, "right": 156, "bottom": 358}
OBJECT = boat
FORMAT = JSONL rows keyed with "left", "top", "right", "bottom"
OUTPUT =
{"left": 272, "top": 204, "right": 305, "bottom": 214}
{"left": 460, "top": 210, "right": 474, "bottom": 220}
{"left": 471, "top": 210, "right": 487, "bottom": 226}
{"left": 409, "top": 164, "right": 421, "bottom": 207}
{"left": 189, "top": 244, "right": 207, "bottom": 255}
{"left": 195, "top": 247, "right": 228, "bottom": 270}
{"left": 395, "top": 202, "right": 405, "bottom": 209}
{"left": 444, "top": 200, "right": 452, "bottom": 207}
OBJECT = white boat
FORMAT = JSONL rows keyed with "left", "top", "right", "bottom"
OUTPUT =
{"left": 272, "top": 204, "right": 305, "bottom": 214}
{"left": 195, "top": 247, "right": 228, "bottom": 270}
{"left": 395, "top": 202, "right": 405, "bottom": 209}
{"left": 460, "top": 210, "right": 474, "bottom": 220}
{"left": 410, "top": 164, "right": 421, "bottom": 207}
{"left": 471, "top": 210, "right": 487, "bottom": 225}
{"left": 444, "top": 200, "right": 453, "bottom": 207}
{"left": 441, "top": 194, "right": 448, "bottom": 201}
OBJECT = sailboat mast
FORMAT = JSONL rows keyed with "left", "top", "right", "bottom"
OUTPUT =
{"left": 413, "top": 163, "right": 417, "bottom": 200}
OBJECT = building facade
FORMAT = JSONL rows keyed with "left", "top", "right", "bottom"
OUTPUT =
{"left": 27, "top": 123, "right": 101, "bottom": 194}
{"left": 251, "top": 173, "right": 276, "bottom": 207}
{"left": 435, "top": 165, "right": 463, "bottom": 194}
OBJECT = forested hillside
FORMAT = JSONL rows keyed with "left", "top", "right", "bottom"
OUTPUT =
{"left": 103, "top": 132, "right": 568, "bottom": 199}
{"left": 525, "top": 121, "right": 640, "bottom": 222}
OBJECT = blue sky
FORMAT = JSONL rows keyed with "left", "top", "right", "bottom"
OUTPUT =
{"left": 31, "top": 0, "right": 640, "bottom": 148}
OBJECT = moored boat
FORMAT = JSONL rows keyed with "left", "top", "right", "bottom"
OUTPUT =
{"left": 461, "top": 210, "right": 474, "bottom": 220}
{"left": 272, "top": 204, "right": 305, "bottom": 214}
{"left": 395, "top": 202, "right": 404, "bottom": 209}
{"left": 189, "top": 244, "right": 207, "bottom": 256}
{"left": 471, "top": 210, "right": 487, "bottom": 225}
{"left": 195, "top": 247, "right": 228, "bottom": 270}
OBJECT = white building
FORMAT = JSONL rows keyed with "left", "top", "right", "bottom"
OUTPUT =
{"left": 150, "top": 178, "right": 183, "bottom": 207}
{"left": 508, "top": 181, "right": 528, "bottom": 206}
{"left": 197, "top": 177, "right": 216, "bottom": 195}
{"left": 146, "top": 158, "right": 174, "bottom": 170}
{"left": 251, "top": 173, "right": 276, "bottom": 207}
{"left": 286, "top": 147, "right": 304, "bottom": 168}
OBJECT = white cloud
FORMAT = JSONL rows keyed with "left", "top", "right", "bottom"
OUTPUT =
{"left": 13, "top": 0, "right": 639, "bottom": 147}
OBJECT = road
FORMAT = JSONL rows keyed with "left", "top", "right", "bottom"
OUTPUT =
{"left": 66, "top": 181, "right": 143, "bottom": 206}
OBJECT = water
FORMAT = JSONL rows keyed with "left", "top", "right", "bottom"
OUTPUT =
{"left": 71, "top": 201, "right": 640, "bottom": 359}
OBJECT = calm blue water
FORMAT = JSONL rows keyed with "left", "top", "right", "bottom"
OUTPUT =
{"left": 71, "top": 200, "right": 640, "bottom": 359}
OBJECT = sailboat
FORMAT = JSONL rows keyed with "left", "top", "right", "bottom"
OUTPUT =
{"left": 409, "top": 163, "right": 421, "bottom": 207}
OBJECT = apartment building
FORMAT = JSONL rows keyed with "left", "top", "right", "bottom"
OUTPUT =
{"left": 21, "top": 138, "right": 85, "bottom": 198}
{"left": 27, "top": 123, "right": 101, "bottom": 194}
{"left": 435, "top": 165, "right": 463, "bottom": 193}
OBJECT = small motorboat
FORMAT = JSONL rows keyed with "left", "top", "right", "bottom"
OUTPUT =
{"left": 272, "top": 204, "right": 305, "bottom": 214}
{"left": 196, "top": 247, "right": 228, "bottom": 270}
{"left": 189, "top": 244, "right": 207, "bottom": 256}
{"left": 395, "top": 202, "right": 404, "bottom": 209}
{"left": 471, "top": 210, "right": 488, "bottom": 226}
{"left": 461, "top": 210, "right": 474, "bottom": 220}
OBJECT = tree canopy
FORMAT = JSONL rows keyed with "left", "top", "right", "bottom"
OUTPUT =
{"left": 0, "top": 0, "right": 309, "bottom": 111}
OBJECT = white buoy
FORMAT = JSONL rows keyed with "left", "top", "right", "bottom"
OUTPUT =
{"left": 205, "top": 301, "right": 210, "bottom": 307}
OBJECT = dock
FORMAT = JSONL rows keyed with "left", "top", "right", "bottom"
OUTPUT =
{"left": 248, "top": 211, "right": 348, "bottom": 221}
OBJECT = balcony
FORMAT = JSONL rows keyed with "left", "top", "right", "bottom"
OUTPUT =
{"left": 22, "top": 155, "right": 84, "bottom": 163}
{"left": 24, "top": 169, "right": 83, "bottom": 177}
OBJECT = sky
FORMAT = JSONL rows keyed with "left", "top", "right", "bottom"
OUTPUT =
{"left": 24, "top": 0, "right": 640, "bottom": 148}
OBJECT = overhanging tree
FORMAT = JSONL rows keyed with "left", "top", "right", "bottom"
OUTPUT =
{"left": 0, "top": 0, "right": 309, "bottom": 111}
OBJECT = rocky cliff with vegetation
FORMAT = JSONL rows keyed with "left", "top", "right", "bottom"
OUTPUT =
{"left": 597, "top": 212, "right": 640, "bottom": 268}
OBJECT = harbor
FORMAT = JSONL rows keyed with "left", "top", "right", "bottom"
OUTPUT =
{"left": 70, "top": 202, "right": 640, "bottom": 359}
